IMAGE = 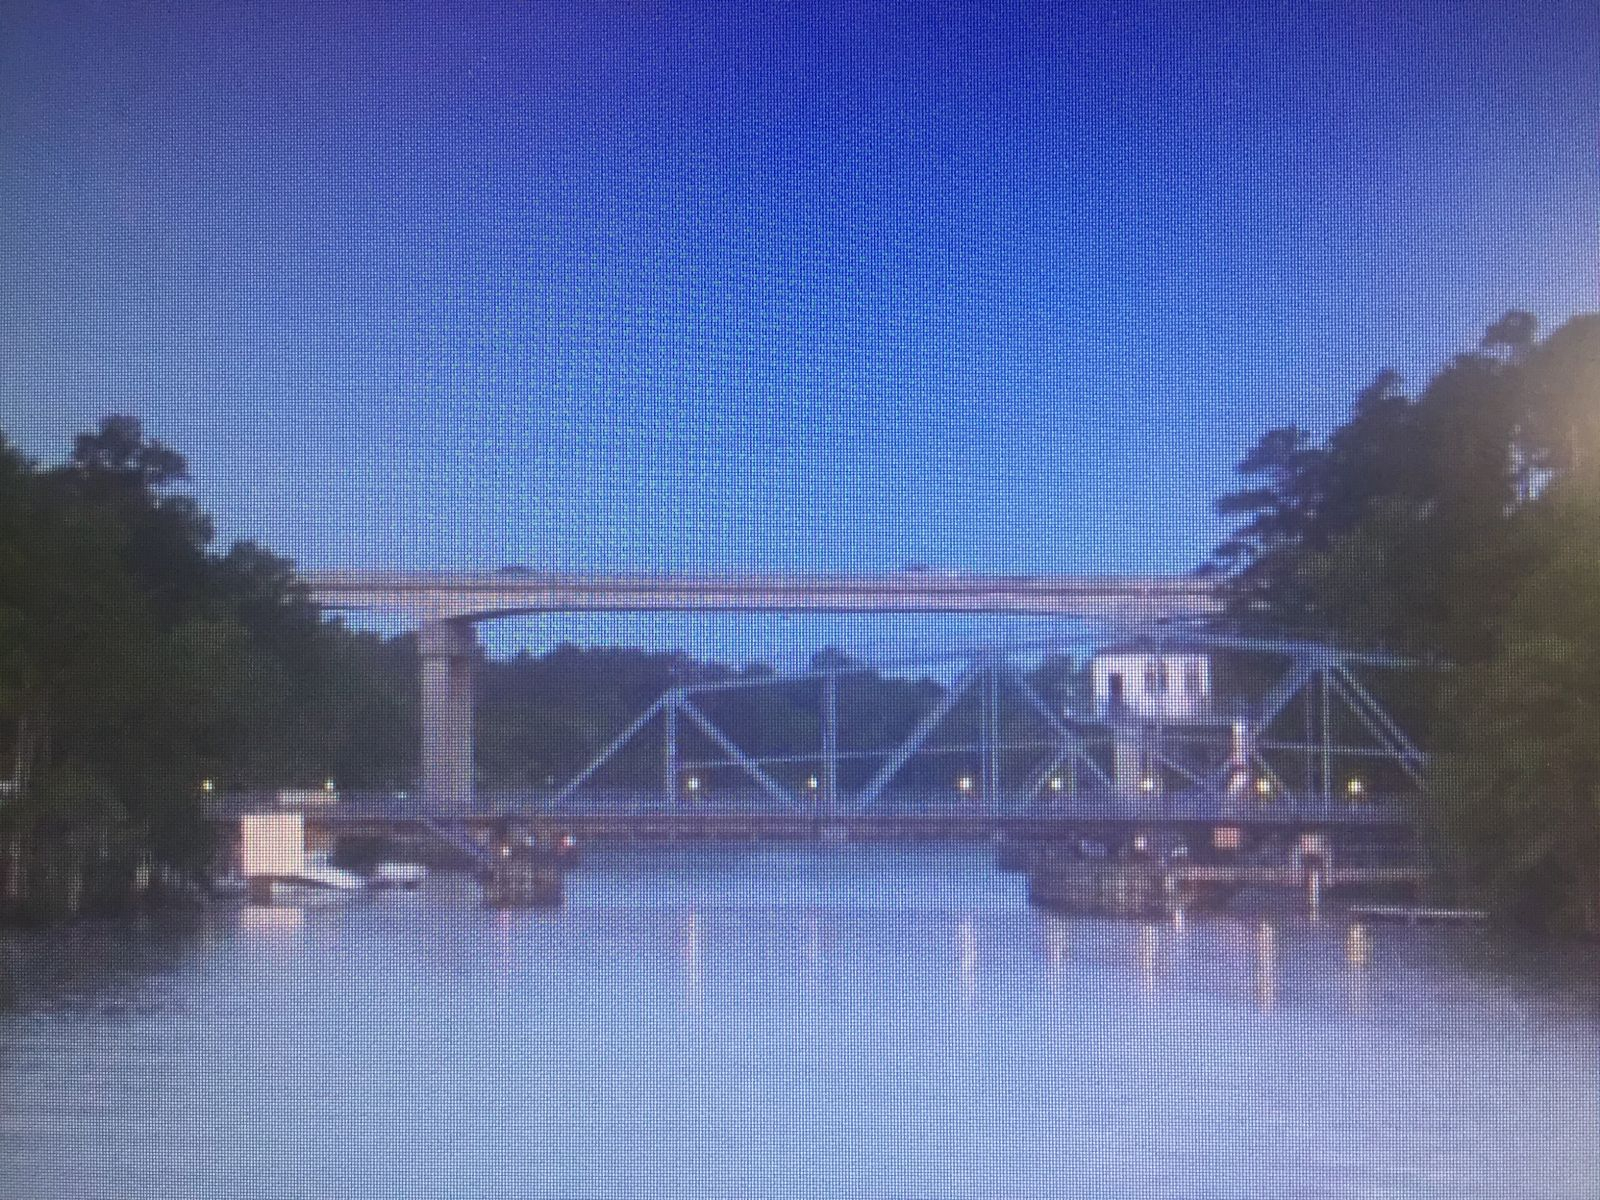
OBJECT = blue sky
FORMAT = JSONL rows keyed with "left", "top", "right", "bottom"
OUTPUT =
{"left": 2, "top": 0, "right": 1597, "bottom": 658}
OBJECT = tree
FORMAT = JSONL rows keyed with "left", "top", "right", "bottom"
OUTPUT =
{"left": 1210, "top": 312, "right": 1600, "bottom": 934}
{"left": 1430, "top": 482, "right": 1600, "bottom": 934}
{"left": 0, "top": 416, "right": 422, "bottom": 874}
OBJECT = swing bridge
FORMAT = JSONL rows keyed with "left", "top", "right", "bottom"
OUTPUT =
{"left": 530, "top": 631, "right": 1424, "bottom": 833}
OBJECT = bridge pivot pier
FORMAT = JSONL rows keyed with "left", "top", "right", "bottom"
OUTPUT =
{"left": 419, "top": 619, "right": 478, "bottom": 813}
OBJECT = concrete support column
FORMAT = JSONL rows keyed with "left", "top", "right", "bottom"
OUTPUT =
{"left": 419, "top": 619, "right": 479, "bottom": 814}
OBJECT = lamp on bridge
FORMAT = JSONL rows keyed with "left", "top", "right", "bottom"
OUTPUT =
{"left": 957, "top": 775, "right": 975, "bottom": 795}
{"left": 1346, "top": 778, "right": 1365, "bottom": 799}
{"left": 201, "top": 778, "right": 216, "bottom": 794}
{"left": 1255, "top": 777, "right": 1274, "bottom": 800}
{"left": 807, "top": 775, "right": 819, "bottom": 792}
{"left": 685, "top": 775, "right": 701, "bottom": 797}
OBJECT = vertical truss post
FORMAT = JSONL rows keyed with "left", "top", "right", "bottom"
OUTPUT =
{"left": 664, "top": 691, "right": 678, "bottom": 807}
{"left": 1304, "top": 675, "right": 1316, "bottom": 806}
{"left": 1320, "top": 670, "right": 1332, "bottom": 806}
{"left": 985, "top": 658, "right": 1002, "bottom": 817}
{"left": 821, "top": 667, "right": 839, "bottom": 822}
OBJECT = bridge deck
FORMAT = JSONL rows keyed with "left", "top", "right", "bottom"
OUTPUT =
{"left": 207, "top": 790, "right": 1416, "bottom": 834}
{"left": 302, "top": 569, "right": 1221, "bottom": 622}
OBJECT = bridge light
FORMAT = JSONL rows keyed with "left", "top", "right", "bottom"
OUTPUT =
{"left": 1049, "top": 776, "right": 1063, "bottom": 792}
{"left": 1255, "top": 777, "right": 1273, "bottom": 799}
{"left": 324, "top": 778, "right": 337, "bottom": 793}
{"left": 201, "top": 778, "right": 216, "bottom": 794}
{"left": 1139, "top": 776, "right": 1157, "bottom": 794}
{"left": 957, "top": 775, "right": 974, "bottom": 794}
{"left": 1346, "top": 778, "right": 1365, "bottom": 798}
{"left": 807, "top": 775, "right": 819, "bottom": 791}
{"left": 685, "top": 775, "right": 701, "bottom": 794}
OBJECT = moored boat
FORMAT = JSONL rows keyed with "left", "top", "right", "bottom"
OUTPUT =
{"left": 369, "top": 861, "right": 428, "bottom": 889}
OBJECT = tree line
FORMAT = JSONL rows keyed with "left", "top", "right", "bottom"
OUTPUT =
{"left": 0, "top": 418, "right": 416, "bottom": 870}
{"left": 1209, "top": 311, "right": 1600, "bottom": 935}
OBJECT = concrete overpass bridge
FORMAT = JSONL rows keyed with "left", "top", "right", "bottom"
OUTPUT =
{"left": 303, "top": 569, "right": 1225, "bottom": 813}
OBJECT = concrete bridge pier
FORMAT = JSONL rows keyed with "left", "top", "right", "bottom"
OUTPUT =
{"left": 419, "top": 618, "right": 479, "bottom": 813}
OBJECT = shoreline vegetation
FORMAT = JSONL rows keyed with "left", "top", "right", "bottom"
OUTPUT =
{"left": 3, "top": 312, "right": 1598, "bottom": 935}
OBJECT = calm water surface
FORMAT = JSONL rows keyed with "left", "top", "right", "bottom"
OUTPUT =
{"left": 1, "top": 846, "right": 1596, "bottom": 1199}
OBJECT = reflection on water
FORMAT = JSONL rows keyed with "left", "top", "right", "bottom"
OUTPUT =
{"left": 1135, "top": 922, "right": 1159, "bottom": 999}
{"left": 956, "top": 914, "right": 979, "bottom": 1002}
{"left": 1254, "top": 919, "right": 1279, "bottom": 1013}
{"left": 681, "top": 907, "right": 703, "bottom": 1012}
{"left": 1345, "top": 921, "right": 1372, "bottom": 1014}
{"left": 240, "top": 903, "right": 305, "bottom": 935}
{"left": 1042, "top": 915, "right": 1068, "bottom": 990}
{"left": 2, "top": 846, "right": 1597, "bottom": 1200}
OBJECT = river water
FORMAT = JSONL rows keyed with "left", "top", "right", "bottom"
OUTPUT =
{"left": 1, "top": 846, "right": 1596, "bottom": 1199}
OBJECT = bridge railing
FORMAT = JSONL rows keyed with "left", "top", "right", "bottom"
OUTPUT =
{"left": 207, "top": 786, "right": 1415, "bottom": 827}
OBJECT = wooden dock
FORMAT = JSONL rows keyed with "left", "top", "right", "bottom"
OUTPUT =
{"left": 1030, "top": 858, "right": 1431, "bottom": 919}
{"left": 1348, "top": 903, "right": 1487, "bottom": 924}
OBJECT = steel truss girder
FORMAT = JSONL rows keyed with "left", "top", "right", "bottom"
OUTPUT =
{"left": 549, "top": 628, "right": 1427, "bottom": 814}
{"left": 1191, "top": 649, "right": 1427, "bottom": 799}
{"left": 1329, "top": 666, "right": 1426, "bottom": 783}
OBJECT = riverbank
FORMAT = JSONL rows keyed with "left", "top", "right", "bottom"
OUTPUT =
{"left": 0, "top": 829, "right": 203, "bottom": 926}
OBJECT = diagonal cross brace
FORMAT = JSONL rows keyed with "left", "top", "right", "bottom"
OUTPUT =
{"left": 1328, "top": 667, "right": 1427, "bottom": 785}
{"left": 552, "top": 695, "right": 669, "bottom": 803}
{"left": 676, "top": 697, "right": 797, "bottom": 808}
{"left": 1000, "top": 664, "right": 1112, "bottom": 789}
{"left": 1199, "top": 653, "right": 1323, "bottom": 792}
{"left": 1256, "top": 654, "right": 1328, "bottom": 729}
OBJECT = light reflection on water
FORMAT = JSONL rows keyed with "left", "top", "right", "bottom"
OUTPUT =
{"left": 682, "top": 907, "right": 703, "bottom": 1013}
{"left": 1, "top": 845, "right": 1597, "bottom": 1200}
{"left": 1042, "top": 913, "right": 1069, "bottom": 991}
{"left": 1136, "top": 922, "right": 1160, "bottom": 999}
{"left": 1346, "top": 921, "right": 1372, "bottom": 1014}
{"left": 1255, "top": 918, "right": 1279, "bottom": 1013}
{"left": 956, "top": 914, "right": 979, "bottom": 1003}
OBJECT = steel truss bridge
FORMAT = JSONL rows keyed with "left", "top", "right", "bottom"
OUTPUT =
{"left": 532, "top": 631, "right": 1424, "bottom": 835}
